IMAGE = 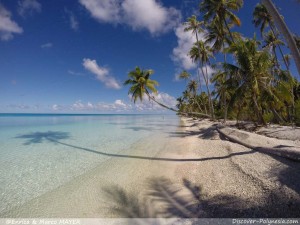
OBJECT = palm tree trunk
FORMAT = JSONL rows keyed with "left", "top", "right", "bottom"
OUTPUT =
{"left": 196, "top": 62, "right": 208, "bottom": 114}
{"left": 270, "top": 25, "right": 290, "bottom": 70}
{"left": 224, "top": 19, "right": 235, "bottom": 43}
{"left": 146, "top": 93, "right": 211, "bottom": 118}
{"left": 272, "top": 47, "right": 280, "bottom": 69}
{"left": 205, "top": 63, "right": 215, "bottom": 119}
{"left": 196, "top": 63, "right": 204, "bottom": 93}
{"left": 271, "top": 108, "right": 285, "bottom": 123}
{"left": 290, "top": 86, "right": 295, "bottom": 126}
{"left": 223, "top": 96, "right": 228, "bottom": 123}
{"left": 200, "top": 61, "right": 213, "bottom": 117}
{"left": 262, "top": 0, "right": 300, "bottom": 77}
{"left": 223, "top": 42, "right": 227, "bottom": 64}
{"left": 252, "top": 94, "right": 265, "bottom": 125}
{"left": 222, "top": 43, "right": 228, "bottom": 123}
{"left": 194, "top": 98, "right": 204, "bottom": 113}
{"left": 278, "top": 45, "right": 290, "bottom": 70}
{"left": 196, "top": 32, "right": 213, "bottom": 117}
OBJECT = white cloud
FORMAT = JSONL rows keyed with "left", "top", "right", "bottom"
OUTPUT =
{"left": 82, "top": 58, "right": 121, "bottom": 89}
{"left": 171, "top": 24, "right": 196, "bottom": 71}
{"left": 121, "top": 0, "right": 181, "bottom": 35}
{"left": 68, "top": 70, "right": 84, "bottom": 76}
{"left": 52, "top": 104, "right": 59, "bottom": 111}
{"left": 79, "top": 0, "right": 121, "bottom": 23}
{"left": 68, "top": 100, "right": 130, "bottom": 112}
{"left": 18, "top": 0, "right": 41, "bottom": 17}
{"left": 171, "top": 23, "right": 208, "bottom": 80}
{"left": 41, "top": 42, "right": 53, "bottom": 48}
{"left": 70, "top": 14, "right": 79, "bottom": 30}
{"left": 114, "top": 99, "right": 126, "bottom": 107}
{"left": 71, "top": 100, "right": 85, "bottom": 110}
{"left": 65, "top": 9, "right": 79, "bottom": 31}
{"left": 4, "top": 104, "right": 40, "bottom": 111}
{"left": 0, "top": 4, "right": 23, "bottom": 41}
{"left": 79, "top": 0, "right": 181, "bottom": 35}
{"left": 7, "top": 104, "right": 30, "bottom": 109}
{"left": 87, "top": 102, "right": 94, "bottom": 109}
{"left": 50, "top": 92, "right": 176, "bottom": 113}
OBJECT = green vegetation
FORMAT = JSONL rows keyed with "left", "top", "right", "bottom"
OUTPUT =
{"left": 124, "top": 0, "right": 300, "bottom": 126}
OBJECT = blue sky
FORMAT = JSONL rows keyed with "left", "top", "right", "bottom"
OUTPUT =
{"left": 0, "top": 0, "right": 299, "bottom": 113}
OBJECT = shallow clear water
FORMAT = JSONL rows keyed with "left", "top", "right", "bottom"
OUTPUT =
{"left": 0, "top": 114, "right": 179, "bottom": 215}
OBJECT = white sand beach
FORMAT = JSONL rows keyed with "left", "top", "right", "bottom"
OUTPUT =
{"left": 2, "top": 117, "right": 300, "bottom": 218}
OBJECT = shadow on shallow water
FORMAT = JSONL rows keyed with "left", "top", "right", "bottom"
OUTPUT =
{"left": 122, "top": 126, "right": 161, "bottom": 132}
{"left": 15, "top": 131, "right": 70, "bottom": 145}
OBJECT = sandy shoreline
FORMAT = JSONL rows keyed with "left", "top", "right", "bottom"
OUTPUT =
{"left": 2, "top": 117, "right": 300, "bottom": 218}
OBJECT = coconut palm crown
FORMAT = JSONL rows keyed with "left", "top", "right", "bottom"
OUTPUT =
{"left": 200, "top": 0, "right": 243, "bottom": 41}
{"left": 253, "top": 3, "right": 274, "bottom": 36}
{"left": 124, "top": 67, "right": 158, "bottom": 103}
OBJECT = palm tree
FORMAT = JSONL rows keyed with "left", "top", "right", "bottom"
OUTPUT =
{"left": 187, "top": 80, "right": 205, "bottom": 113}
{"left": 200, "top": 0, "right": 244, "bottom": 42}
{"left": 178, "top": 70, "right": 190, "bottom": 83}
{"left": 176, "top": 97, "right": 184, "bottom": 111}
{"left": 211, "top": 70, "right": 230, "bottom": 122}
{"left": 225, "top": 38, "right": 275, "bottom": 124}
{"left": 184, "top": 15, "right": 204, "bottom": 47}
{"left": 262, "top": 0, "right": 300, "bottom": 77}
{"left": 189, "top": 40, "right": 215, "bottom": 118}
{"left": 263, "top": 31, "right": 286, "bottom": 69}
{"left": 124, "top": 67, "right": 158, "bottom": 103}
{"left": 124, "top": 67, "right": 210, "bottom": 117}
{"left": 183, "top": 16, "right": 205, "bottom": 94}
{"left": 187, "top": 80, "right": 198, "bottom": 97}
{"left": 181, "top": 90, "right": 194, "bottom": 113}
{"left": 205, "top": 18, "right": 231, "bottom": 63}
{"left": 253, "top": 3, "right": 274, "bottom": 36}
{"left": 275, "top": 71, "right": 297, "bottom": 124}
{"left": 253, "top": 4, "right": 289, "bottom": 70}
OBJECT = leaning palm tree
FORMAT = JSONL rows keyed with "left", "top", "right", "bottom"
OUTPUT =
{"left": 124, "top": 67, "right": 210, "bottom": 117}
{"left": 262, "top": 0, "right": 300, "bottom": 77}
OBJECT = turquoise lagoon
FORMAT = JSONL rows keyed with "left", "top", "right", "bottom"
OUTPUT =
{"left": 0, "top": 114, "right": 179, "bottom": 216}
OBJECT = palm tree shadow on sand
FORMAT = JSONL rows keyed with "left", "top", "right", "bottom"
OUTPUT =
{"left": 102, "top": 177, "right": 300, "bottom": 219}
